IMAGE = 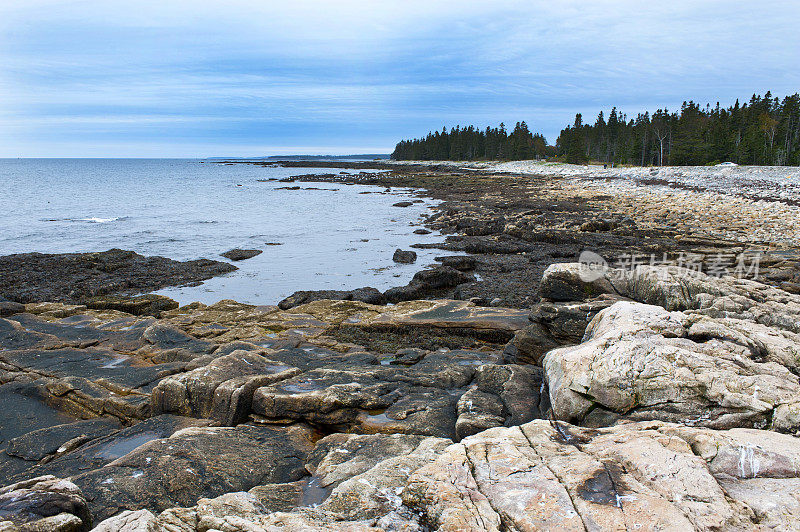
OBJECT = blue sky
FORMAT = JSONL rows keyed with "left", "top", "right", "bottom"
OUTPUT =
{"left": 1, "top": 0, "right": 799, "bottom": 157}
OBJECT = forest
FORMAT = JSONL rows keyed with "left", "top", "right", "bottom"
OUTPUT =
{"left": 391, "top": 122, "right": 552, "bottom": 161}
{"left": 391, "top": 92, "right": 800, "bottom": 166}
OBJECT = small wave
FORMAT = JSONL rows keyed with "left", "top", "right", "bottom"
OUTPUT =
{"left": 142, "top": 238, "right": 182, "bottom": 244}
{"left": 83, "top": 217, "right": 117, "bottom": 223}
{"left": 43, "top": 216, "right": 123, "bottom": 224}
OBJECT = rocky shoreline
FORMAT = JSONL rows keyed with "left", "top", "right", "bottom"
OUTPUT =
{"left": 0, "top": 249, "right": 236, "bottom": 314}
{"left": 1, "top": 162, "right": 799, "bottom": 531}
{"left": 271, "top": 161, "right": 800, "bottom": 304}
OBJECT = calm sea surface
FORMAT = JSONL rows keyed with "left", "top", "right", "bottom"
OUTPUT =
{"left": 0, "top": 159, "right": 450, "bottom": 305}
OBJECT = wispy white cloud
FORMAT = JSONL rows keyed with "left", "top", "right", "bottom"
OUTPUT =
{"left": 1, "top": 0, "right": 798, "bottom": 156}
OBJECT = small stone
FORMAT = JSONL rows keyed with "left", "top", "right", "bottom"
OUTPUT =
{"left": 220, "top": 249, "right": 262, "bottom": 261}
{"left": 392, "top": 249, "right": 417, "bottom": 264}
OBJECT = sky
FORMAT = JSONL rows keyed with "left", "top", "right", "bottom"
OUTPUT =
{"left": 1, "top": 0, "right": 799, "bottom": 157}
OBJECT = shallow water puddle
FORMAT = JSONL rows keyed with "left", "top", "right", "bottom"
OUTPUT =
{"left": 300, "top": 475, "right": 333, "bottom": 507}
{"left": 94, "top": 431, "right": 161, "bottom": 460}
{"left": 280, "top": 381, "right": 325, "bottom": 394}
{"left": 100, "top": 355, "right": 131, "bottom": 369}
{"left": 263, "top": 364, "right": 293, "bottom": 374}
{"left": 363, "top": 412, "right": 395, "bottom": 425}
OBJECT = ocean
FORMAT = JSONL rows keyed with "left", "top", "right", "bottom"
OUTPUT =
{"left": 0, "top": 158, "right": 449, "bottom": 305}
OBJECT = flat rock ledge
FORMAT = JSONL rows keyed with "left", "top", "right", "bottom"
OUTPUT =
{"left": 0, "top": 249, "right": 236, "bottom": 308}
{"left": 0, "top": 262, "right": 799, "bottom": 530}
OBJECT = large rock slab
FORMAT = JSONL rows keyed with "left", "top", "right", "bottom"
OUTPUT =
{"left": 0, "top": 417, "right": 122, "bottom": 488}
{"left": 315, "top": 435, "right": 451, "bottom": 522}
{"left": 160, "top": 299, "right": 330, "bottom": 343}
{"left": 70, "top": 423, "right": 315, "bottom": 522}
{"left": 1, "top": 312, "right": 150, "bottom": 351}
{"left": 0, "top": 475, "right": 90, "bottom": 531}
{"left": 5, "top": 417, "right": 121, "bottom": 462}
{"left": 355, "top": 300, "right": 530, "bottom": 346}
{"left": 0, "top": 381, "right": 83, "bottom": 484}
{"left": 82, "top": 294, "right": 179, "bottom": 318}
{"left": 0, "top": 344, "right": 182, "bottom": 422}
{"left": 545, "top": 300, "right": 800, "bottom": 431}
{"left": 295, "top": 298, "right": 529, "bottom": 334}
{"left": 404, "top": 420, "right": 800, "bottom": 531}
{"left": 544, "top": 262, "right": 800, "bottom": 335}
{"left": 12, "top": 415, "right": 212, "bottom": 486}
{"left": 0, "top": 310, "right": 206, "bottom": 439}
{"left": 278, "top": 288, "right": 385, "bottom": 310}
{"left": 539, "top": 262, "right": 616, "bottom": 301}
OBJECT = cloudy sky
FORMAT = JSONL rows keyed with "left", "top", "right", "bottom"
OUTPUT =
{"left": 1, "top": 0, "right": 798, "bottom": 157}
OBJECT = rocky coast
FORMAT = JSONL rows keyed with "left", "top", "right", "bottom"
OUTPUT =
{"left": 1, "top": 161, "right": 799, "bottom": 531}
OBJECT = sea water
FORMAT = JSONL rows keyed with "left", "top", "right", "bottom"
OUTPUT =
{"left": 0, "top": 158, "right": 450, "bottom": 305}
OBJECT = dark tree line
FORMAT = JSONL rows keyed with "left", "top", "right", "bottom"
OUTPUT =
{"left": 557, "top": 92, "right": 800, "bottom": 166}
{"left": 391, "top": 122, "right": 552, "bottom": 161}
{"left": 392, "top": 92, "right": 800, "bottom": 166}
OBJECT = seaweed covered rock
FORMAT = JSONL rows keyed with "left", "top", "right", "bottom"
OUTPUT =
{"left": 384, "top": 266, "right": 474, "bottom": 303}
{"left": 0, "top": 249, "right": 236, "bottom": 304}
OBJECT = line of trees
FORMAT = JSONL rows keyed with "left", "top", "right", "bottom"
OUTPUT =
{"left": 392, "top": 92, "right": 800, "bottom": 166}
{"left": 558, "top": 92, "right": 800, "bottom": 166}
{"left": 391, "top": 122, "right": 552, "bottom": 161}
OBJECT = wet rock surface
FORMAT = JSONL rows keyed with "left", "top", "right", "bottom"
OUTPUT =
{"left": 5, "top": 254, "right": 799, "bottom": 528}
{"left": 0, "top": 249, "right": 236, "bottom": 305}
{"left": 434, "top": 255, "right": 476, "bottom": 271}
{"left": 278, "top": 287, "right": 385, "bottom": 310}
{"left": 220, "top": 248, "right": 262, "bottom": 261}
{"left": 5, "top": 261, "right": 798, "bottom": 529}
{"left": 384, "top": 266, "right": 474, "bottom": 303}
{"left": 71, "top": 423, "right": 315, "bottom": 522}
{"left": 392, "top": 249, "right": 417, "bottom": 264}
{"left": 81, "top": 295, "right": 179, "bottom": 318}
